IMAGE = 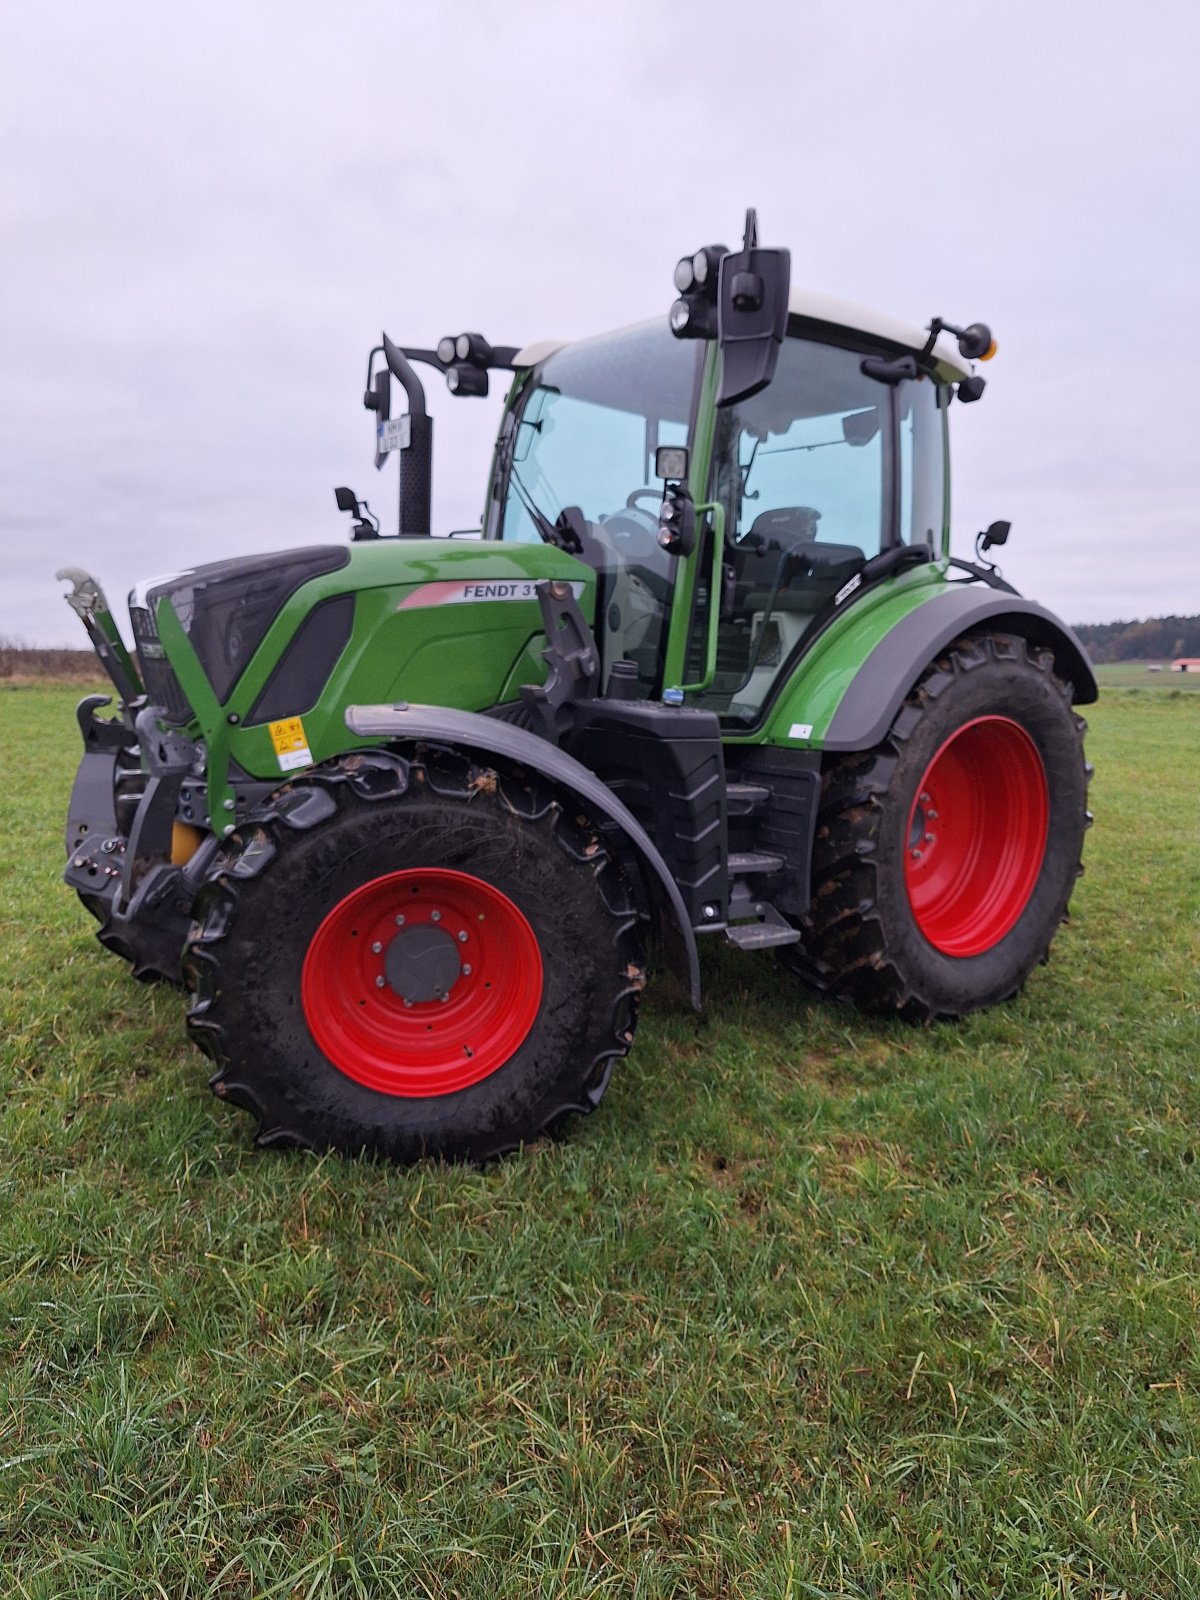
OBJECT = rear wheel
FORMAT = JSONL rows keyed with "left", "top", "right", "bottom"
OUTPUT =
{"left": 794, "top": 632, "right": 1091, "bottom": 1019}
{"left": 183, "top": 747, "right": 644, "bottom": 1162}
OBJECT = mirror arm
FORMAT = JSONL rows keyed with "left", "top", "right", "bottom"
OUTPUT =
{"left": 383, "top": 333, "right": 427, "bottom": 417}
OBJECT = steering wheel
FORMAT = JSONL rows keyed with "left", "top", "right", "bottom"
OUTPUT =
{"left": 598, "top": 503, "right": 661, "bottom": 554}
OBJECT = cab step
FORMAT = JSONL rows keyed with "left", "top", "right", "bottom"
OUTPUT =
{"left": 727, "top": 850, "right": 785, "bottom": 876}
{"left": 725, "top": 781, "right": 772, "bottom": 817}
{"left": 724, "top": 901, "right": 802, "bottom": 950}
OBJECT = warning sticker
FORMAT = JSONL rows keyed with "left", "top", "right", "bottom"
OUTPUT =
{"left": 268, "top": 716, "right": 313, "bottom": 772}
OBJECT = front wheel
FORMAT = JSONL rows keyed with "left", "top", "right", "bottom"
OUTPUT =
{"left": 793, "top": 632, "right": 1091, "bottom": 1020}
{"left": 183, "top": 748, "right": 644, "bottom": 1162}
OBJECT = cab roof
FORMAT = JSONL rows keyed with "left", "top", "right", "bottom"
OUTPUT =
{"left": 514, "top": 287, "right": 974, "bottom": 384}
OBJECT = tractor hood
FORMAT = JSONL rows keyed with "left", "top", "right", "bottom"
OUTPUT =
{"left": 130, "top": 538, "right": 596, "bottom": 783}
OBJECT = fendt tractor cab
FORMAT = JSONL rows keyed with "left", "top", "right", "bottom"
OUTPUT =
{"left": 60, "top": 212, "right": 1095, "bottom": 1163}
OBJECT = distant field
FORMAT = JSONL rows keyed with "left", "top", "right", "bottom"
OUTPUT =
{"left": 1094, "top": 660, "right": 1200, "bottom": 691}
{"left": 2, "top": 683, "right": 1198, "bottom": 1597}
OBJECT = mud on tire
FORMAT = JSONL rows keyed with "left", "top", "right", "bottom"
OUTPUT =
{"left": 183, "top": 745, "right": 644, "bottom": 1163}
{"left": 790, "top": 632, "right": 1092, "bottom": 1021}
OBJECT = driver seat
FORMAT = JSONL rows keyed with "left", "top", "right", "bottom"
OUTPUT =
{"left": 733, "top": 506, "right": 860, "bottom": 617}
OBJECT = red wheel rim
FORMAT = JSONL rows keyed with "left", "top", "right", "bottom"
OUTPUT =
{"left": 301, "top": 868, "right": 544, "bottom": 1097}
{"left": 904, "top": 716, "right": 1049, "bottom": 957}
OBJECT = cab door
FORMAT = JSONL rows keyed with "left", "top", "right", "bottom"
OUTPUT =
{"left": 689, "top": 331, "right": 946, "bottom": 727}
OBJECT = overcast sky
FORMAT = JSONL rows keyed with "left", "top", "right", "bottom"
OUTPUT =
{"left": 2, "top": 0, "right": 1197, "bottom": 645}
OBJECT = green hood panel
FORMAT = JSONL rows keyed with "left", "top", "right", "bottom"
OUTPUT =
{"left": 166, "top": 538, "right": 594, "bottom": 785}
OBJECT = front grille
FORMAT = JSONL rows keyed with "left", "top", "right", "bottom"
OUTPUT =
{"left": 140, "top": 544, "right": 351, "bottom": 708}
{"left": 129, "top": 606, "right": 194, "bottom": 724}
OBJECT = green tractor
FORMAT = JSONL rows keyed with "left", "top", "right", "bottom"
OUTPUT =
{"left": 60, "top": 212, "right": 1094, "bottom": 1163}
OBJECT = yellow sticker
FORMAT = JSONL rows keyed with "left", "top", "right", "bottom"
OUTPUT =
{"left": 268, "top": 716, "right": 313, "bottom": 772}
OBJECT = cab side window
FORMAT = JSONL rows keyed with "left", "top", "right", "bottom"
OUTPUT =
{"left": 899, "top": 375, "right": 948, "bottom": 548}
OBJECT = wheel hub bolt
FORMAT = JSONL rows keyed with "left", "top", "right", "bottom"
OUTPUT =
{"left": 371, "top": 941, "right": 383, "bottom": 953}
{"left": 375, "top": 975, "right": 386, "bottom": 988}
{"left": 911, "top": 848, "right": 922, "bottom": 860}
{"left": 924, "top": 832, "right": 934, "bottom": 843}
{"left": 395, "top": 915, "right": 405, "bottom": 926}
{"left": 430, "top": 910, "right": 442, "bottom": 922}
{"left": 462, "top": 964, "right": 472, "bottom": 976}
{"left": 457, "top": 930, "right": 468, "bottom": 943}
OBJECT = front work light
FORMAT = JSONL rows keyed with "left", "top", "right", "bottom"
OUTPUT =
{"left": 446, "top": 364, "right": 489, "bottom": 397}
{"left": 690, "top": 244, "right": 726, "bottom": 289}
{"left": 655, "top": 444, "right": 689, "bottom": 481}
{"left": 669, "top": 240, "right": 728, "bottom": 340}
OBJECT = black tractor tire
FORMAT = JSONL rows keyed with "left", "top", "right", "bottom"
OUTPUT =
{"left": 789, "top": 632, "right": 1091, "bottom": 1021}
{"left": 183, "top": 746, "right": 644, "bottom": 1163}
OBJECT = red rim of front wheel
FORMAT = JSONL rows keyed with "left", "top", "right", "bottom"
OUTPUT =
{"left": 904, "top": 716, "right": 1049, "bottom": 958}
{"left": 301, "top": 868, "right": 544, "bottom": 1096}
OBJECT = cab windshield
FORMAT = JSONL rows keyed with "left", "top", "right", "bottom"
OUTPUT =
{"left": 493, "top": 321, "right": 702, "bottom": 692}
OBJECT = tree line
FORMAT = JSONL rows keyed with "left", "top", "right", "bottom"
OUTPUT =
{"left": 1070, "top": 615, "right": 1200, "bottom": 663}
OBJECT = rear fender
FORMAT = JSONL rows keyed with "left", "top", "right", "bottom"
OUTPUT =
{"left": 766, "top": 583, "right": 1098, "bottom": 755}
{"left": 821, "top": 590, "right": 1097, "bottom": 752}
{"left": 344, "top": 702, "right": 701, "bottom": 1008}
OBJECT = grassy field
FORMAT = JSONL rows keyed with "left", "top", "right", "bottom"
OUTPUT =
{"left": 1, "top": 682, "right": 1198, "bottom": 1598}
{"left": 1093, "top": 662, "right": 1200, "bottom": 692}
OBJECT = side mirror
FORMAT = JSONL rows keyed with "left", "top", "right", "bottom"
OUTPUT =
{"left": 980, "top": 519, "right": 1011, "bottom": 551}
{"left": 334, "top": 486, "right": 380, "bottom": 540}
{"left": 716, "top": 233, "right": 790, "bottom": 407}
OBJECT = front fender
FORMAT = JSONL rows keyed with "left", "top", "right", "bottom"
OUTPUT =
{"left": 344, "top": 702, "right": 701, "bottom": 1008}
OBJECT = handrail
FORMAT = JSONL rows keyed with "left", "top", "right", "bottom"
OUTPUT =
{"left": 677, "top": 501, "right": 726, "bottom": 694}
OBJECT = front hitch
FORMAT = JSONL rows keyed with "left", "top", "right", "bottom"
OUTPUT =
{"left": 64, "top": 697, "right": 218, "bottom": 982}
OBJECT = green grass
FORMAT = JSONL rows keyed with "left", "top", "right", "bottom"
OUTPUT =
{"left": 2, "top": 682, "right": 1198, "bottom": 1598}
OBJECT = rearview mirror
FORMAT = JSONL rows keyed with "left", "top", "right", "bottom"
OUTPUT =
{"left": 716, "top": 243, "right": 790, "bottom": 407}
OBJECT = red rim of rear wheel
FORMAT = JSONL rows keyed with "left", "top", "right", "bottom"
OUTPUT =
{"left": 301, "top": 868, "right": 544, "bottom": 1096}
{"left": 904, "top": 716, "right": 1049, "bottom": 958}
